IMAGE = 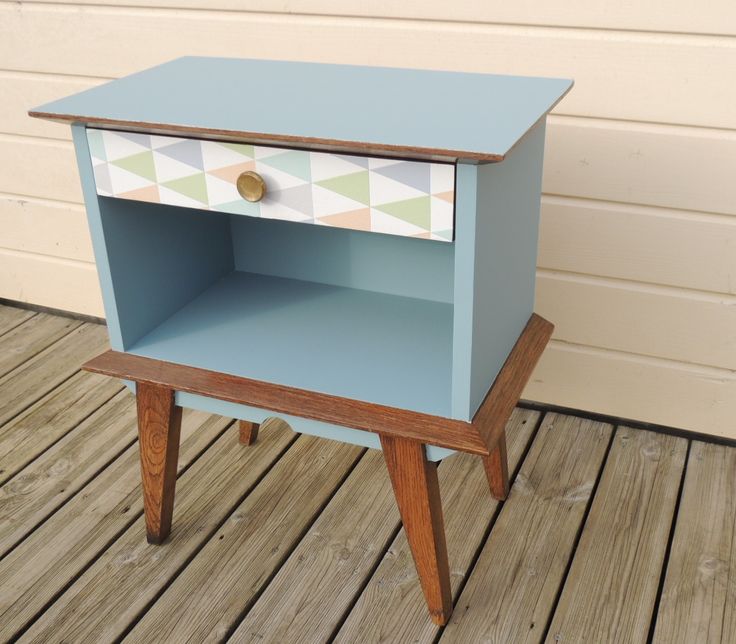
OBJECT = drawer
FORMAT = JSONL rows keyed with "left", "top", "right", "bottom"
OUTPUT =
{"left": 86, "top": 129, "right": 455, "bottom": 242}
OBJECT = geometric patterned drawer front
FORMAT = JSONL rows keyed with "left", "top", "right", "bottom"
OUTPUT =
{"left": 87, "top": 129, "right": 455, "bottom": 242}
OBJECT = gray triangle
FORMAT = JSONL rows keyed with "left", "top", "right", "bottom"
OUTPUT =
{"left": 158, "top": 139, "right": 204, "bottom": 170}
{"left": 337, "top": 154, "right": 369, "bottom": 169}
{"left": 374, "top": 162, "right": 430, "bottom": 194}
{"left": 93, "top": 163, "right": 112, "bottom": 195}
{"left": 116, "top": 131, "right": 151, "bottom": 149}
{"left": 267, "top": 184, "right": 314, "bottom": 218}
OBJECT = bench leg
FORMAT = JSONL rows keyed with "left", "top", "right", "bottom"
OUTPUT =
{"left": 238, "top": 420, "right": 260, "bottom": 445}
{"left": 136, "top": 382, "right": 182, "bottom": 544}
{"left": 483, "top": 430, "right": 510, "bottom": 501}
{"left": 380, "top": 434, "right": 453, "bottom": 625}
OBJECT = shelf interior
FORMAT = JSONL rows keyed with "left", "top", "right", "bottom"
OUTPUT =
{"left": 128, "top": 271, "right": 454, "bottom": 417}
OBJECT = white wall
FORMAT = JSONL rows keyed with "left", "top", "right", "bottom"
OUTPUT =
{"left": 2, "top": 1, "right": 735, "bottom": 436}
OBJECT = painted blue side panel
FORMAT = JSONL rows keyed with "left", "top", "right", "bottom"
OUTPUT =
{"left": 230, "top": 215, "right": 454, "bottom": 303}
{"left": 72, "top": 124, "right": 125, "bottom": 349}
{"left": 36, "top": 58, "right": 572, "bottom": 160}
{"left": 452, "top": 122, "right": 547, "bottom": 420}
{"left": 128, "top": 271, "right": 453, "bottom": 417}
{"left": 96, "top": 198, "right": 234, "bottom": 349}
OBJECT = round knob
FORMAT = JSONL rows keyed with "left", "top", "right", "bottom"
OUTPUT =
{"left": 236, "top": 171, "right": 266, "bottom": 202}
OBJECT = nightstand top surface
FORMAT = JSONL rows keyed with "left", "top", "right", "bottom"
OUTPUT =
{"left": 31, "top": 57, "right": 572, "bottom": 162}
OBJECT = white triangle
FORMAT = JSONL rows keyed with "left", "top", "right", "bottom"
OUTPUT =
{"left": 368, "top": 157, "right": 402, "bottom": 170}
{"left": 201, "top": 141, "right": 254, "bottom": 171}
{"left": 153, "top": 151, "right": 202, "bottom": 183}
{"left": 369, "top": 171, "right": 425, "bottom": 205}
{"left": 370, "top": 209, "right": 426, "bottom": 238}
{"left": 255, "top": 162, "right": 306, "bottom": 192}
{"left": 205, "top": 173, "right": 240, "bottom": 206}
{"left": 431, "top": 163, "right": 455, "bottom": 194}
{"left": 310, "top": 152, "right": 367, "bottom": 182}
{"left": 430, "top": 197, "right": 454, "bottom": 232}
{"left": 150, "top": 134, "right": 178, "bottom": 150}
{"left": 254, "top": 144, "right": 286, "bottom": 160}
{"left": 158, "top": 185, "right": 210, "bottom": 210}
{"left": 102, "top": 131, "right": 150, "bottom": 161}
{"left": 311, "top": 184, "right": 365, "bottom": 218}
{"left": 107, "top": 163, "right": 153, "bottom": 196}
{"left": 261, "top": 202, "right": 313, "bottom": 223}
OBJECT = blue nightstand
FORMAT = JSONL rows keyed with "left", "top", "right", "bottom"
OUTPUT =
{"left": 30, "top": 58, "right": 572, "bottom": 624}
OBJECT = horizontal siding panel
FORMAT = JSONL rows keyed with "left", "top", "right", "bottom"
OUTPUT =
{"left": 0, "top": 250, "right": 103, "bottom": 316}
{"left": 544, "top": 117, "right": 736, "bottom": 216}
{"left": 525, "top": 342, "right": 736, "bottom": 439}
{"left": 2, "top": 4, "right": 736, "bottom": 128}
{"left": 537, "top": 274, "right": 736, "bottom": 371}
{"left": 18, "top": 0, "right": 736, "bottom": 37}
{"left": 0, "top": 72, "right": 97, "bottom": 140}
{"left": 539, "top": 198, "right": 736, "bottom": 295}
{"left": 0, "top": 197, "right": 92, "bottom": 262}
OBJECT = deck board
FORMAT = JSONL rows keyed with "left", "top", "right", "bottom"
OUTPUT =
{"left": 653, "top": 440, "right": 736, "bottom": 643}
{"left": 0, "top": 305, "right": 734, "bottom": 642}
{"left": 547, "top": 427, "right": 687, "bottom": 643}
{"left": 333, "top": 409, "right": 539, "bottom": 644}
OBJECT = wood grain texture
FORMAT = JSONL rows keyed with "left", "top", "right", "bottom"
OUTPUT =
{"left": 0, "top": 312, "right": 79, "bottom": 378}
{"left": 439, "top": 413, "right": 612, "bottom": 643}
{"left": 233, "top": 409, "right": 539, "bottom": 643}
{"left": 335, "top": 408, "right": 539, "bottom": 643}
{"left": 82, "top": 313, "right": 551, "bottom": 456}
{"left": 483, "top": 430, "right": 509, "bottom": 500}
{"left": 380, "top": 435, "right": 452, "bottom": 625}
{"left": 135, "top": 383, "right": 182, "bottom": 544}
{"left": 653, "top": 441, "right": 736, "bottom": 643}
{"left": 0, "top": 410, "right": 234, "bottom": 640}
{"left": 0, "top": 323, "right": 108, "bottom": 427}
{"left": 121, "top": 436, "right": 362, "bottom": 643}
{"left": 0, "top": 304, "right": 35, "bottom": 336}
{"left": 547, "top": 427, "right": 687, "bottom": 643}
{"left": 238, "top": 420, "right": 259, "bottom": 445}
{"left": 0, "top": 390, "right": 137, "bottom": 558}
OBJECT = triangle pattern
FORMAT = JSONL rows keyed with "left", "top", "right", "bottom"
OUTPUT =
{"left": 87, "top": 129, "right": 107, "bottom": 162}
{"left": 262, "top": 150, "right": 312, "bottom": 182}
{"left": 93, "top": 163, "right": 112, "bottom": 195}
{"left": 111, "top": 151, "right": 157, "bottom": 182}
{"left": 219, "top": 142, "right": 255, "bottom": 158}
{"left": 376, "top": 196, "right": 431, "bottom": 230}
{"left": 336, "top": 154, "right": 369, "bottom": 169}
{"left": 208, "top": 160, "right": 257, "bottom": 184}
{"left": 104, "top": 132, "right": 150, "bottom": 160}
{"left": 162, "top": 173, "right": 208, "bottom": 204}
{"left": 116, "top": 131, "right": 152, "bottom": 149}
{"left": 318, "top": 208, "right": 371, "bottom": 231}
{"left": 118, "top": 184, "right": 160, "bottom": 203}
{"left": 316, "top": 171, "right": 369, "bottom": 206}
{"left": 374, "top": 162, "right": 430, "bottom": 194}
{"left": 216, "top": 198, "right": 262, "bottom": 218}
{"left": 158, "top": 139, "right": 204, "bottom": 170}
{"left": 267, "top": 184, "right": 314, "bottom": 218}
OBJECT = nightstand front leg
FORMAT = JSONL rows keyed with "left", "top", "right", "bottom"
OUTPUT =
{"left": 483, "top": 430, "right": 510, "bottom": 501}
{"left": 136, "top": 382, "right": 182, "bottom": 544}
{"left": 238, "top": 420, "right": 260, "bottom": 445}
{"left": 380, "top": 434, "right": 453, "bottom": 625}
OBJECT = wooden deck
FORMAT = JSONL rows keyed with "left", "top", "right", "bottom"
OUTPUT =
{"left": 0, "top": 302, "right": 733, "bottom": 643}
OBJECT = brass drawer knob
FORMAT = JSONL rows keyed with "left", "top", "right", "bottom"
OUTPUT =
{"left": 236, "top": 171, "right": 266, "bottom": 202}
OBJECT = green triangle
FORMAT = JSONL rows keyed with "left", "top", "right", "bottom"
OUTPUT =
{"left": 162, "top": 173, "right": 208, "bottom": 204}
{"left": 215, "top": 198, "right": 261, "bottom": 217}
{"left": 262, "top": 150, "right": 311, "bottom": 182}
{"left": 219, "top": 142, "right": 255, "bottom": 158}
{"left": 316, "top": 171, "right": 370, "bottom": 206}
{"left": 376, "top": 196, "right": 431, "bottom": 230}
{"left": 111, "top": 151, "right": 156, "bottom": 182}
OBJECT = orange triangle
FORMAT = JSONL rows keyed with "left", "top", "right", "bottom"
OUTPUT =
{"left": 434, "top": 191, "right": 454, "bottom": 203}
{"left": 118, "top": 184, "right": 160, "bottom": 203}
{"left": 208, "top": 161, "right": 257, "bottom": 183}
{"left": 318, "top": 208, "right": 372, "bottom": 232}
{"left": 413, "top": 232, "right": 433, "bottom": 239}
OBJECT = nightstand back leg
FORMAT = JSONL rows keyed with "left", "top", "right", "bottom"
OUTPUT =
{"left": 483, "top": 430, "right": 510, "bottom": 501}
{"left": 238, "top": 420, "right": 260, "bottom": 445}
{"left": 136, "top": 382, "right": 182, "bottom": 544}
{"left": 379, "top": 434, "right": 453, "bottom": 625}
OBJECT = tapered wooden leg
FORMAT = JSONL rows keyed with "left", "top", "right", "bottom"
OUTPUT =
{"left": 136, "top": 382, "right": 182, "bottom": 544}
{"left": 483, "top": 430, "right": 510, "bottom": 501}
{"left": 380, "top": 434, "right": 453, "bottom": 625}
{"left": 238, "top": 420, "right": 260, "bottom": 445}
